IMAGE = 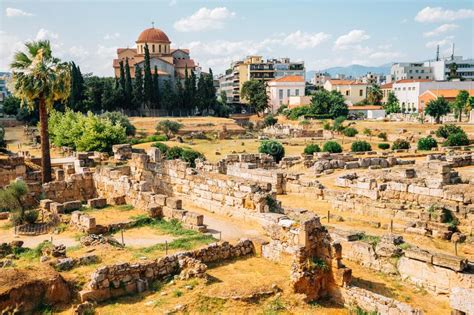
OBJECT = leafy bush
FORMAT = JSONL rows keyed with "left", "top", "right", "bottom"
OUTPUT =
{"left": 444, "top": 132, "right": 469, "bottom": 147}
{"left": 343, "top": 127, "right": 358, "bottom": 137}
{"left": 259, "top": 140, "right": 285, "bottom": 163}
{"left": 392, "top": 139, "right": 410, "bottom": 150}
{"left": 49, "top": 109, "right": 127, "bottom": 152}
{"left": 23, "top": 210, "right": 39, "bottom": 224}
{"left": 363, "top": 128, "right": 372, "bottom": 137}
{"left": 263, "top": 114, "right": 278, "bottom": 127}
{"left": 156, "top": 120, "right": 182, "bottom": 137}
{"left": 351, "top": 141, "right": 372, "bottom": 152}
{"left": 332, "top": 116, "right": 347, "bottom": 132}
{"left": 378, "top": 143, "right": 390, "bottom": 150}
{"left": 101, "top": 111, "right": 136, "bottom": 136}
{"left": 166, "top": 146, "right": 184, "bottom": 160}
{"left": 180, "top": 149, "right": 204, "bottom": 168}
{"left": 152, "top": 142, "right": 169, "bottom": 154}
{"left": 322, "top": 141, "right": 342, "bottom": 153}
{"left": 435, "top": 124, "right": 465, "bottom": 139}
{"left": 377, "top": 132, "right": 387, "bottom": 141}
{"left": 417, "top": 136, "right": 438, "bottom": 150}
{"left": 286, "top": 105, "right": 310, "bottom": 120}
{"left": 323, "top": 121, "right": 331, "bottom": 130}
{"left": 304, "top": 144, "right": 321, "bottom": 155}
{"left": 299, "top": 119, "right": 310, "bottom": 126}
{"left": 0, "top": 126, "right": 5, "bottom": 148}
{"left": 146, "top": 134, "right": 168, "bottom": 142}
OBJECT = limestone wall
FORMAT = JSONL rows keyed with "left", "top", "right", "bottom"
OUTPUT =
{"left": 42, "top": 172, "right": 96, "bottom": 203}
{"left": 226, "top": 163, "right": 284, "bottom": 193}
{"left": 0, "top": 156, "right": 27, "bottom": 187}
{"left": 79, "top": 240, "right": 254, "bottom": 302}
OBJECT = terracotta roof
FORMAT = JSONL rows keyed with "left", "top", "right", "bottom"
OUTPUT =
{"left": 171, "top": 48, "right": 190, "bottom": 54}
{"left": 328, "top": 79, "right": 366, "bottom": 86}
{"left": 348, "top": 105, "right": 384, "bottom": 110}
{"left": 136, "top": 27, "right": 170, "bottom": 43}
{"left": 113, "top": 56, "right": 143, "bottom": 68}
{"left": 421, "top": 89, "right": 474, "bottom": 98}
{"left": 395, "top": 79, "right": 432, "bottom": 84}
{"left": 271, "top": 75, "right": 305, "bottom": 83}
{"left": 381, "top": 82, "right": 393, "bottom": 89}
{"left": 174, "top": 59, "right": 196, "bottom": 68}
{"left": 117, "top": 48, "right": 137, "bottom": 54}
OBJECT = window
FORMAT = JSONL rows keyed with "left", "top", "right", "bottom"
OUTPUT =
{"left": 159, "top": 45, "right": 161, "bottom": 53}
{"left": 287, "top": 89, "right": 290, "bottom": 97}
{"left": 295, "top": 89, "right": 299, "bottom": 96}
{"left": 345, "top": 90, "right": 349, "bottom": 96}
{"left": 279, "top": 89, "right": 283, "bottom": 99}
{"left": 403, "top": 87, "right": 406, "bottom": 90}
{"left": 359, "top": 89, "right": 363, "bottom": 96}
{"left": 152, "top": 45, "right": 155, "bottom": 53}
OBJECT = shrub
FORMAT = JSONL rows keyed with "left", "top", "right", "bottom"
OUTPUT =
{"left": 377, "top": 132, "right": 387, "bottom": 141}
{"left": 146, "top": 134, "right": 168, "bottom": 142}
{"left": 263, "top": 114, "right": 278, "bottom": 127}
{"left": 0, "top": 126, "right": 5, "bottom": 149}
{"left": 322, "top": 141, "right": 342, "bottom": 153}
{"left": 259, "top": 140, "right": 285, "bottom": 163}
{"left": 166, "top": 146, "right": 184, "bottom": 160}
{"left": 299, "top": 119, "right": 310, "bottom": 126}
{"left": 180, "top": 149, "right": 204, "bottom": 168}
{"left": 101, "top": 111, "right": 136, "bottom": 136}
{"left": 304, "top": 144, "right": 321, "bottom": 155}
{"left": 152, "top": 142, "right": 169, "bottom": 154}
{"left": 392, "top": 139, "right": 410, "bottom": 150}
{"left": 322, "top": 121, "right": 331, "bottom": 130}
{"left": 363, "top": 128, "right": 372, "bottom": 137}
{"left": 351, "top": 141, "right": 372, "bottom": 152}
{"left": 444, "top": 132, "right": 469, "bottom": 147}
{"left": 435, "top": 124, "right": 464, "bottom": 139}
{"left": 23, "top": 210, "right": 39, "bottom": 224}
{"left": 156, "top": 120, "right": 182, "bottom": 138}
{"left": 417, "top": 136, "right": 438, "bottom": 150}
{"left": 378, "top": 143, "right": 390, "bottom": 150}
{"left": 343, "top": 127, "right": 358, "bottom": 137}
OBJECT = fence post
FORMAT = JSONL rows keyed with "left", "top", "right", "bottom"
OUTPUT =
{"left": 327, "top": 210, "right": 330, "bottom": 223}
{"left": 390, "top": 219, "right": 393, "bottom": 233}
{"left": 121, "top": 229, "right": 124, "bottom": 246}
{"left": 165, "top": 240, "right": 168, "bottom": 255}
{"left": 454, "top": 241, "right": 458, "bottom": 256}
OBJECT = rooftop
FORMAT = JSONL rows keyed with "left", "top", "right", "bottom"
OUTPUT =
{"left": 271, "top": 75, "right": 305, "bottom": 83}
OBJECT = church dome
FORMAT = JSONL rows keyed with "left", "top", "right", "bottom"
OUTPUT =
{"left": 136, "top": 27, "right": 170, "bottom": 43}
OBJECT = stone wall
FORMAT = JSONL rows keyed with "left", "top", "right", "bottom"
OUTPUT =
{"left": 450, "top": 287, "right": 474, "bottom": 315}
{"left": 0, "top": 156, "right": 27, "bottom": 187}
{"left": 42, "top": 172, "right": 96, "bottom": 203}
{"left": 226, "top": 163, "right": 284, "bottom": 193}
{"left": 341, "top": 286, "right": 422, "bottom": 314}
{"left": 79, "top": 240, "right": 254, "bottom": 302}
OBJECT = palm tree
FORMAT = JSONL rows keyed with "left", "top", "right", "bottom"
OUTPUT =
{"left": 367, "top": 84, "right": 383, "bottom": 105}
{"left": 10, "top": 40, "right": 70, "bottom": 183}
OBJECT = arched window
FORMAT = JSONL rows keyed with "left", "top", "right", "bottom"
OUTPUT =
{"left": 159, "top": 45, "right": 162, "bottom": 53}
{"left": 152, "top": 45, "right": 155, "bottom": 53}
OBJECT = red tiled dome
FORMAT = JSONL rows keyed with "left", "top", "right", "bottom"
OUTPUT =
{"left": 136, "top": 27, "right": 170, "bottom": 43}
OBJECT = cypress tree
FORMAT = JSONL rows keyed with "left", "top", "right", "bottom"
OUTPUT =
{"left": 69, "top": 62, "right": 85, "bottom": 111}
{"left": 125, "top": 58, "right": 133, "bottom": 110}
{"left": 162, "top": 79, "right": 174, "bottom": 115}
{"left": 196, "top": 74, "right": 206, "bottom": 113}
{"left": 175, "top": 79, "right": 184, "bottom": 116}
{"left": 143, "top": 43, "right": 153, "bottom": 109}
{"left": 206, "top": 68, "right": 217, "bottom": 113}
{"left": 190, "top": 69, "right": 197, "bottom": 115}
{"left": 183, "top": 65, "right": 191, "bottom": 115}
{"left": 133, "top": 64, "right": 144, "bottom": 111}
{"left": 152, "top": 65, "right": 159, "bottom": 109}
{"left": 119, "top": 60, "right": 126, "bottom": 92}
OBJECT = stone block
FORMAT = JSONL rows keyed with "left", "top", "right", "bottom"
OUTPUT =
{"left": 432, "top": 253, "right": 468, "bottom": 272}
{"left": 165, "top": 197, "right": 182, "bottom": 209}
{"left": 183, "top": 211, "right": 204, "bottom": 226}
{"left": 63, "top": 200, "right": 82, "bottom": 212}
{"left": 147, "top": 204, "right": 163, "bottom": 218}
{"left": 404, "top": 247, "right": 432, "bottom": 263}
{"left": 109, "top": 195, "right": 126, "bottom": 205}
{"left": 50, "top": 202, "right": 65, "bottom": 214}
{"left": 40, "top": 199, "right": 54, "bottom": 210}
{"left": 450, "top": 287, "right": 474, "bottom": 315}
{"left": 87, "top": 198, "right": 107, "bottom": 209}
{"left": 79, "top": 288, "right": 111, "bottom": 302}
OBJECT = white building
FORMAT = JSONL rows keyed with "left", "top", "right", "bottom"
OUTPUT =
{"left": 310, "top": 72, "right": 331, "bottom": 88}
{"left": 267, "top": 76, "right": 305, "bottom": 113}
{"left": 389, "top": 63, "right": 434, "bottom": 82}
{"left": 348, "top": 105, "right": 385, "bottom": 119}
{"left": 392, "top": 79, "right": 474, "bottom": 113}
{"left": 424, "top": 56, "right": 474, "bottom": 81}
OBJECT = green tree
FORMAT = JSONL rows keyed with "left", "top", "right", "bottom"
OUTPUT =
{"left": 175, "top": 79, "right": 185, "bottom": 116}
{"left": 384, "top": 92, "right": 401, "bottom": 114}
{"left": 183, "top": 65, "right": 192, "bottom": 114}
{"left": 156, "top": 120, "right": 182, "bottom": 138}
{"left": 310, "top": 89, "right": 348, "bottom": 118}
{"left": 241, "top": 79, "right": 269, "bottom": 115}
{"left": 3, "top": 96, "right": 21, "bottom": 116}
{"left": 425, "top": 96, "right": 450, "bottom": 124}
{"left": 161, "top": 79, "right": 175, "bottom": 114}
{"left": 133, "top": 65, "right": 144, "bottom": 111}
{"left": 143, "top": 43, "right": 153, "bottom": 109}
{"left": 68, "top": 62, "right": 84, "bottom": 111}
{"left": 259, "top": 140, "right": 285, "bottom": 162}
{"left": 125, "top": 58, "right": 133, "bottom": 110}
{"left": 152, "top": 65, "right": 160, "bottom": 109}
{"left": 0, "top": 180, "right": 35, "bottom": 225}
{"left": 322, "top": 141, "right": 342, "bottom": 153}
{"left": 452, "top": 90, "right": 469, "bottom": 122}
{"left": 10, "top": 40, "right": 70, "bottom": 183}
{"left": 367, "top": 84, "right": 383, "bottom": 105}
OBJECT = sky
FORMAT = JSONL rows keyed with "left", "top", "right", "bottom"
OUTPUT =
{"left": 1, "top": 0, "right": 473, "bottom": 76}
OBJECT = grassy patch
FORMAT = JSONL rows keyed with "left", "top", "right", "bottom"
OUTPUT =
{"left": 132, "top": 234, "right": 215, "bottom": 256}
{"left": 116, "top": 204, "right": 134, "bottom": 211}
{"left": 195, "top": 295, "right": 226, "bottom": 313}
{"left": 359, "top": 234, "right": 381, "bottom": 247}
{"left": 264, "top": 297, "right": 287, "bottom": 315}
{"left": 173, "top": 289, "right": 183, "bottom": 297}
{"left": 130, "top": 216, "right": 202, "bottom": 237}
{"left": 17, "top": 241, "right": 53, "bottom": 262}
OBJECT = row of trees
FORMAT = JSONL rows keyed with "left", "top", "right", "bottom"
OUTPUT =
{"left": 425, "top": 90, "right": 473, "bottom": 123}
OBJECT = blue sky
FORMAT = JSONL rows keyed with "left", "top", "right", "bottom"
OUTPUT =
{"left": 1, "top": 0, "right": 473, "bottom": 76}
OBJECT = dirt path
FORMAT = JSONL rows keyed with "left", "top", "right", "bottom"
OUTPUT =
{"left": 1, "top": 230, "right": 79, "bottom": 248}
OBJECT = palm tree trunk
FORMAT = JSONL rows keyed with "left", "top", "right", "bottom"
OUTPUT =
{"left": 39, "top": 98, "right": 52, "bottom": 183}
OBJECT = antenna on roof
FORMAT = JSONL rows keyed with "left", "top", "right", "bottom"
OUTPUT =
{"left": 451, "top": 43, "right": 455, "bottom": 61}
{"left": 436, "top": 45, "right": 439, "bottom": 61}
{"left": 151, "top": 21, "right": 155, "bottom": 28}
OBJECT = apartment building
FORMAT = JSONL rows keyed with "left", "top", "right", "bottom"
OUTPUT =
{"left": 424, "top": 56, "right": 474, "bottom": 81}
{"left": 219, "top": 56, "right": 305, "bottom": 106}
{"left": 0, "top": 73, "right": 10, "bottom": 104}
{"left": 323, "top": 79, "right": 368, "bottom": 105}
{"left": 310, "top": 72, "right": 331, "bottom": 88}
{"left": 267, "top": 76, "right": 305, "bottom": 113}
{"left": 392, "top": 79, "right": 474, "bottom": 113}
{"left": 380, "top": 82, "right": 393, "bottom": 104}
{"left": 389, "top": 63, "right": 434, "bottom": 82}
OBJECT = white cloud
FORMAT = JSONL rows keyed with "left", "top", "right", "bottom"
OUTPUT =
{"left": 276, "top": 31, "right": 331, "bottom": 49}
{"left": 415, "top": 6, "right": 474, "bottom": 22}
{"left": 104, "top": 32, "right": 120, "bottom": 40}
{"left": 5, "top": 7, "right": 33, "bottom": 17}
{"left": 369, "top": 51, "right": 403, "bottom": 60}
{"left": 423, "top": 24, "right": 458, "bottom": 37}
{"left": 174, "top": 7, "right": 235, "bottom": 32}
{"left": 35, "top": 28, "right": 58, "bottom": 41}
{"left": 169, "top": 0, "right": 177, "bottom": 6}
{"left": 426, "top": 36, "right": 454, "bottom": 48}
{"left": 334, "top": 30, "right": 370, "bottom": 49}
{"left": 0, "top": 31, "right": 24, "bottom": 70}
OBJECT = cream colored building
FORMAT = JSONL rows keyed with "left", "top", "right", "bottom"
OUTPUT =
{"left": 267, "top": 76, "right": 305, "bottom": 113}
{"left": 323, "top": 79, "right": 368, "bottom": 105}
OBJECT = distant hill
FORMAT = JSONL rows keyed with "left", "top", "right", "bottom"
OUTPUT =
{"left": 307, "top": 64, "right": 391, "bottom": 81}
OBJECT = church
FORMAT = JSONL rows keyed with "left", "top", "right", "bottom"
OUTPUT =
{"left": 113, "top": 26, "right": 197, "bottom": 81}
